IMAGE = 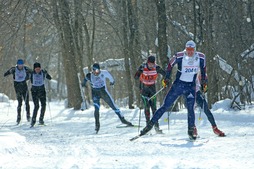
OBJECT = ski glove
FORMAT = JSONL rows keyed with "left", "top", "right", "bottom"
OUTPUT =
{"left": 162, "top": 79, "right": 169, "bottom": 88}
{"left": 201, "top": 79, "right": 208, "bottom": 93}
{"left": 110, "top": 81, "right": 115, "bottom": 86}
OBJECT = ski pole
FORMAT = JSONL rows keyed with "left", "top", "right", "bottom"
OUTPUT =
{"left": 164, "top": 96, "right": 179, "bottom": 131}
{"left": 138, "top": 105, "right": 142, "bottom": 133}
{"left": 198, "top": 92, "right": 206, "bottom": 121}
{"left": 148, "top": 87, "right": 165, "bottom": 101}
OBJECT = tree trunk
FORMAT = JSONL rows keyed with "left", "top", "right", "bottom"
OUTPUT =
{"left": 155, "top": 0, "right": 168, "bottom": 68}
{"left": 53, "top": 0, "right": 82, "bottom": 110}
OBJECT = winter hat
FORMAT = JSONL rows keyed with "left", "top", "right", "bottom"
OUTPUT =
{"left": 147, "top": 55, "right": 156, "bottom": 63}
{"left": 185, "top": 40, "right": 196, "bottom": 49}
{"left": 92, "top": 63, "right": 100, "bottom": 70}
{"left": 17, "top": 59, "right": 24, "bottom": 65}
{"left": 33, "top": 62, "right": 41, "bottom": 69}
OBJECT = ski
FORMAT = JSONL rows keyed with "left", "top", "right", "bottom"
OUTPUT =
{"left": 130, "top": 135, "right": 141, "bottom": 141}
{"left": 116, "top": 124, "right": 141, "bottom": 128}
{"left": 30, "top": 124, "right": 47, "bottom": 128}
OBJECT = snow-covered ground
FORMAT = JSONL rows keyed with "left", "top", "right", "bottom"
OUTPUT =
{"left": 1, "top": 99, "right": 254, "bottom": 169}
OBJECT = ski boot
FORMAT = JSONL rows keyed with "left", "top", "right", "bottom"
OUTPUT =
{"left": 154, "top": 122, "right": 163, "bottom": 134}
{"left": 27, "top": 116, "right": 31, "bottom": 122}
{"left": 95, "top": 121, "right": 100, "bottom": 134}
{"left": 188, "top": 126, "right": 198, "bottom": 141}
{"left": 140, "top": 121, "right": 154, "bottom": 136}
{"left": 16, "top": 115, "right": 21, "bottom": 125}
{"left": 212, "top": 126, "right": 225, "bottom": 137}
{"left": 120, "top": 117, "right": 133, "bottom": 126}
{"left": 30, "top": 120, "right": 36, "bottom": 128}
{"left": 39, "top": 119, "right": 44, "bottom": 125}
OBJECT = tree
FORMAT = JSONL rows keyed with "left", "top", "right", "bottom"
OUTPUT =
{"left": 52, "top": 0, "right": 82, "bottom": 109}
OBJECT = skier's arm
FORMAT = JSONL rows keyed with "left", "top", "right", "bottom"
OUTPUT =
{"left": 82, "top": 73, "right": 91, "bottom": 87}
{"left": 3, "top": 67, "right": 15, "bottom": 77}
{"left": 42, "top": 69, "right": 52, "bottom": 80}
{"left": 165, "top": 55, "right": 177, "bottom": 80}
{"left": 25, "top": 66, "right": 33, "bottom": 81}
{"left": 134, "top": 65, "right": 143, "bottom": 79}
{"left": 199, "top": 53, "right": 206, "bottom": 82}
{"left": 104, "top": 70, "right": 115, "bottom": 85}
{"left": 199, "top": 53, "right": 207, "bottom": 92}
{"left": 156, "top": 65, "right": 166, "bottom": 77}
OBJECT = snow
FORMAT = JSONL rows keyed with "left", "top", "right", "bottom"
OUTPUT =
{"left": 1, "top": 99, "right": 254, "bottom": 169}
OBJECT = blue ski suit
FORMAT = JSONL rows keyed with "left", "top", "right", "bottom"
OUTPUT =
{"left": 150, "top": 51, "right": 206, "bottom": 128}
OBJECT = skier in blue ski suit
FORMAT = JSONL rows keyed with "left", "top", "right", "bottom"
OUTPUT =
{"left": 140, "top": 40, "right": 207, "bottom": 140}
{"left": 83, "top": 63, "right": 133, "bottom": 133}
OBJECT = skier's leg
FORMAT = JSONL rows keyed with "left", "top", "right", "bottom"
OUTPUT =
{"left": 23, "top": 87, "right": 30, "bottom": 121}
{"left": 39, "top": 90, "right": 46, "bottom": 124}
{"left": 150, "top": 97, "right": 161, "bottom": 133}
{"left": 31, "top": 89, "right": 39, "bottom": 126}
{"left": 100, "top": 89, "right": 132, "bottom": 125}
{"left": 16, "top": 91, "right": 22, "bottom": 124}
{"left": 141, "top": 96, "right": 150, "bottom": 125}
{"left": 92, "top": 90, "right": 100, "bottom": 132}
{"left": 185, "top": 87, "right": 197, "bottom": 140}
{"left": 141, "top": 83, "right": 181, "bottom": 136}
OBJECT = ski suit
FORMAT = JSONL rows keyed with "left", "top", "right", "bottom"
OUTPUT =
{"left": 83, "top": 69, "right": 132, "bottom": 132}
{"left": 4, "top": 66, "right": 32, "bottom": 122}
{"left": 151, "top": 51, "right": 206, "bottom": 129}
{"left": 30, "top": 69, "right": 52, "bottom": 125}
{"left": 134, "top": 63, "right": 166, "bottom": 128}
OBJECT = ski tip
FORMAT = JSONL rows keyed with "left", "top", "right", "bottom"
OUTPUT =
{"left": 130, "top": 135, "right": 141, "bottom": 141}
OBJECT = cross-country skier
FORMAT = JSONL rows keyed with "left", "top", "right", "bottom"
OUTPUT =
{"left": 195, "top": 74, "right": 225, "bottom": 136}
{"left": 82, "top": 63, "right": 133, "bottom": 133}
{"left": 30, "top": 62, "right": 52, "bottom": 127}
{"left": 134, "top": 55, "right": 166, "bottom": 134}
{"left": 139, "top": 40, "right": 207, "bottom": 140}
{"left": 4, "top": 59, "right": 32, "bottom": 124}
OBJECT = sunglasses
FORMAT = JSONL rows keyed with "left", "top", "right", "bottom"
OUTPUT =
{"left": 186, "top": 47, "right": 195, "bottom": 51}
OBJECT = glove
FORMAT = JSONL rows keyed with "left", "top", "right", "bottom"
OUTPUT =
{"left": 162, "top": 79, "right": 169, "bottom": 88}
{"left": 110, "top": 81, "right": 115, "bottom": 86}
{"left": 201, "top": 79, "right": 208, "bottom": 93}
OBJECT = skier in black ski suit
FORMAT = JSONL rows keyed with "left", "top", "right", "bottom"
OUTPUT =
{"left": 4, "top": 59, "right": 32, "bottom": 124}
{"left": 30, "top": 62, "right": 52, "bottom": 127}
{"left": 82, "top": 63, "right": 133, "bottom": 133}
{"left": 134, "top": 55, "right": 166, "bottom": 133}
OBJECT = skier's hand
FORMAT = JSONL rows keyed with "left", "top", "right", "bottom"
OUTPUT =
{"left": 201, "top": 79, "right": 208, "bottom": 93}
{"left": 110, "top": 81, "right": 115, "bottom": 86}
{"left": 162, "top": 79, "right": 169, "bottom": 88}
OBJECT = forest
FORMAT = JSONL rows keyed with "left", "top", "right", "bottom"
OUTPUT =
{"left": 0, "top": 0, "right": 253, "bottom": 110}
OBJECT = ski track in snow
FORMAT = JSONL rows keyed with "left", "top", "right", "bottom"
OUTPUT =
{"left": 0, "top": 100, "right": 254, "bottom": 169}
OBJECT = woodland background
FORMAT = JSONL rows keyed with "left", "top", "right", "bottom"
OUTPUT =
{"left": 0, "top": 0, "right": 253, "bottom": 110}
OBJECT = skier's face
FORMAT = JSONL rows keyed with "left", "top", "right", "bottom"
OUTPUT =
{"left": 35, "top": 67, "right": 41, "bottom": 73}
{"left": 17, "top": 64, "right": 24, "bottom": 70}
{"left": 93, "top": 68, "right": 100, "bottom": 76}
{"left": 186, "top": 47, "right": 195, "bottom": 57}
{"left": 147, "top": 62, "right": 155, "bottom": 69}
